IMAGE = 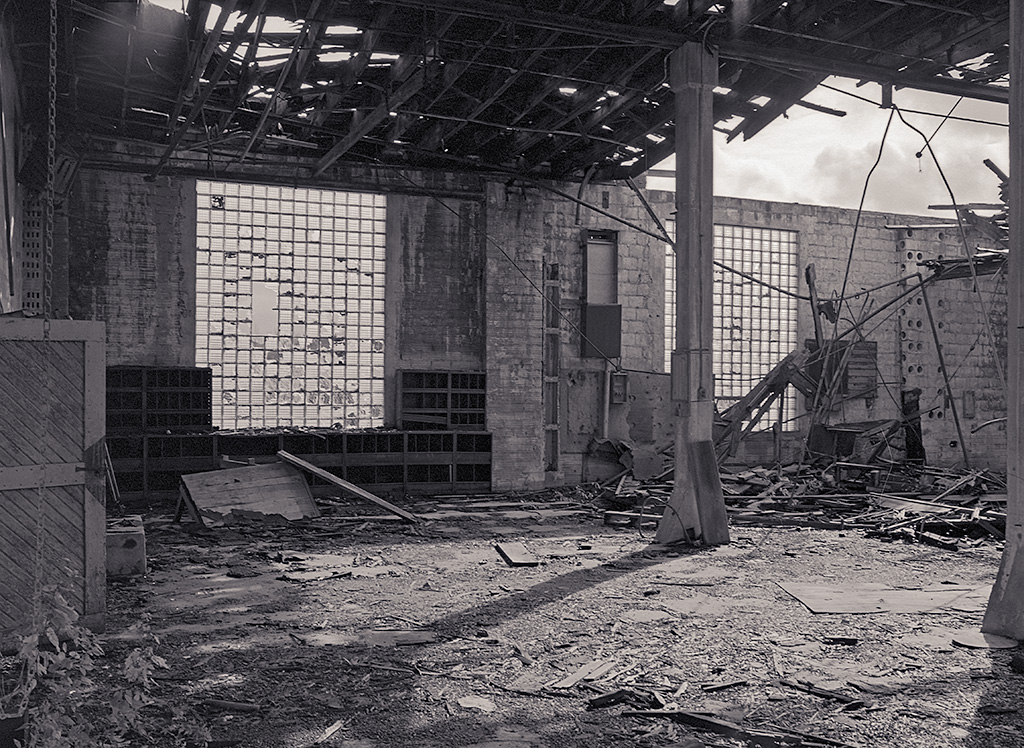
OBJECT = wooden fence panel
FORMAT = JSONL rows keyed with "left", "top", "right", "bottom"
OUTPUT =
{"left": 0, "top": 319, "right": 105, "bottom": 640}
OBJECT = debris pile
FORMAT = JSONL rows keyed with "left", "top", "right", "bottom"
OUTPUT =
{"left": 602, "top": 461, "right": 1007, "bottom": 549}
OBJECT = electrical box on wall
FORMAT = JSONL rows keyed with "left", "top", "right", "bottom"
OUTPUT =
{"left": 610, "top": 372, "right": 628, "bottom": 404}
{"left": 582, "top": 304, "right": 621, "bottom": 358}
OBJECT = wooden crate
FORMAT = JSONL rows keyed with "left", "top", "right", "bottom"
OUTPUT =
{"left": 0, "top": 319, "right": 106, "bottom": 642}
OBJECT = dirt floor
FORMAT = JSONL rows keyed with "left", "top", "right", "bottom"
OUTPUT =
{"left": 100, "top": 497, "right": 1024, "bottom": 748}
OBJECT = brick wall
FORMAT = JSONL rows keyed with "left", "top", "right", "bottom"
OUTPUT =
{"left": 60, "top": 156, "right": 1006, "bottom": 486}
{"left": 66, "top": 170, "right": 196, "bottom": 366}
{"left": 483, "top": 183, "right": 546, "bottom": 490}
{"left": 385, "top": 194, "right": 485, "bottom": 374}
{"left": 896, "top": 226, "right": 1006, "bottom": 468}
{"left": 500, "top": 186, "right": 1005, "bottom": 478}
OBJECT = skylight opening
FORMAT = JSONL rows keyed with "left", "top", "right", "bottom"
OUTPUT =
{"left": 204, "top": 8, "right": 242, "bottom": 32}
{"left": 146, "top": 0, "right": 185, "bottom": 11}
{"left": 261, "top": 16, "right": 302, "bottom": 33}
{"left": 319, "top": 51, "right": 353, "bottom": 64}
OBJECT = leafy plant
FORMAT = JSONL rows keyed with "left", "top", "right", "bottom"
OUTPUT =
{"left": 0, "top": 587, "right": 209, "bottom": 748}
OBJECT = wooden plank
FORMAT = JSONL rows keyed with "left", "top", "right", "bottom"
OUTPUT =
{"left": 277, "top": 451, "right": 418, "bottom": 522}
{"left": 495, "top": 541, "right": 539, "bottom": 567}
{"left": 551, "top": 659, "right": 611, "bottom": 689}
{"left": 0, "top": 463, "right": 85, "bottom": 491}
{"left": 181, "top": 462, "right": 319, "bottom": 522}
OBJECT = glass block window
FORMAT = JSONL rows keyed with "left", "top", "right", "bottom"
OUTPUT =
{"left": 195, "top": 181, "right": 386, "bottom": 430}
{"left": 665, "top": 224, "right": 799, "bottom": 428}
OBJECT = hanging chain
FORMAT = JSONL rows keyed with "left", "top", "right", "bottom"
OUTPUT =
{"left": 43, "top": 0, "right": 57, "bottom": 320}
{"left": 32, "top": 0, "right": 59, "bottom": 639}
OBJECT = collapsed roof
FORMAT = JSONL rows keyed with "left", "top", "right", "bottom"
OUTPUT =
{"left": 11, "top": 0, "right": 1011, "bottom": 181}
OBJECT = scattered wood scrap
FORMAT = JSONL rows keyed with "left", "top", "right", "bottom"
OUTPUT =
{"left": 600, "top": 458, "right": 1006, "bottom": 549}
{"left": 623, "top": 709, "right": 855, "bottom": 748}
{"left": 495, "top": 541, "right": 540, "bottom": 567}
{"left": 277, "top": 450, "right": 419, "bottom": 523}
{"left": 779, "top": 678, "right": 865, "bottom": 707}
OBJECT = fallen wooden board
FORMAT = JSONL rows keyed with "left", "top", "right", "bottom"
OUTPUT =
{"left": 778, "top": 581, "right": 991, "bottom": 614}
{"left": 180, "top": 463, "right": 319, "bottom": 524}
{"left": 779, "top": 678, "right": 865, "bottom": 706}
{"left": 495, "top": 541, "right": 539, "bottom": 567}
{"left": 277, "top": 451, "right": 418, "bottom": 522}
{"left": 551, "top": 659, "right": 612, "bottom": 688}
{"left": 622, "top": 710, "right": 801, "bottom": 747}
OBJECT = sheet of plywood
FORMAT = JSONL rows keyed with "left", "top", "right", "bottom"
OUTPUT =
{"left": 778, "top": 581, "right": 991, "bottom": 614}
{"left": 181, "top": 463, "right": 319, "bottom": 522}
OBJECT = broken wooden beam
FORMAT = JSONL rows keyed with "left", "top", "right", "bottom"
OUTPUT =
{"left": 276, "top": 451, "right": 419, "bottom": 522}
{"left": 622, "top": 710, "right": 801, "bottom": 747}
{"left": 587, "top": 688, "right": 636, "bottom": 710}
{"left": 779, "top": 679, "right": 866, "bottom": 707}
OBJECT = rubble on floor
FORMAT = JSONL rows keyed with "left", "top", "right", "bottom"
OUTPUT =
{"left": 87, "top": 506, "right": 1021, "bottom": 748}
{"left": 602, "top": 461, "right": 1007, "bottom": 551}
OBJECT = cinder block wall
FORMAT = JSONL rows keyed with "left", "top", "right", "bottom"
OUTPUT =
{"left": 384, "top": 193, "right": 486, "bottom": 423}
{"left": 897, "top": 226, "right": 1006, "bottom": 468}
{"left": 483, "top": 184, "right": 547, "bottom": 490}
{"left": 66, "top": 170, "right": 197, "bottom": 366}
{"left": 61, "top": 159, "right": 1006, "bottom": 487}
{"left": 483, "top": 180, "right": 675, "bottom": 487}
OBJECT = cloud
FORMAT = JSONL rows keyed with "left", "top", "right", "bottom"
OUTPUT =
{"left": 657, "top": 77, "right": 1010, "bottom": 218}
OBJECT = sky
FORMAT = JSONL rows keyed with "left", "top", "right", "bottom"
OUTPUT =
{"left": 647, "top": 77, "right": 1010, "bottom": 218}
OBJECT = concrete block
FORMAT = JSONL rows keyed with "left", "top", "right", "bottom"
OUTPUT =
{"left": 106, "top": 515, "right": 146, "bottom": 577}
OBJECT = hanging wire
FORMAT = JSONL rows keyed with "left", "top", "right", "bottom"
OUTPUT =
{"left": 755, "top": 66, "right": 1007, "bottom": 129}
{"left": 811, "top": 108, "right": 894, "bottom": 424}
{"left": 916, "top": 96, "right": 963, "bottom": 157}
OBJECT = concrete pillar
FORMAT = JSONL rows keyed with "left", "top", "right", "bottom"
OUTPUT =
{"left": 983, "top": 0, "right": 1023, "bottom": 637}
{"left": 655, "top": 43, "right": 729, "bottom": 546}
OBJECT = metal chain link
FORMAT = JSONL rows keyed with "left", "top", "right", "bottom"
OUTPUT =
{"left": 32, "top": 0, "right": 59, "bottom": 634}
{"left": 43, "top": 0, "right": 57, "bottom": 320}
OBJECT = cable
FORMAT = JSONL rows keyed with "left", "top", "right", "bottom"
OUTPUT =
{"left": 742, "top": 22, "right": 991, "bottom": 80}
{"left": 811, "top": 109, "right": 894, "bottom": 423}
{"left": 837, "top": 108, "right": 894, "bottom": 312}
{"left": 893, "top": 104, "right": 1006, "bottom": 386}
{"left": 917, "top": 96, "right": 962, "bottom": 156}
